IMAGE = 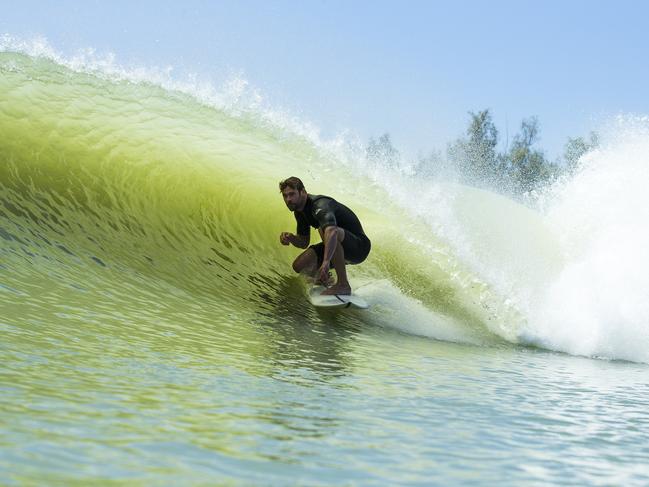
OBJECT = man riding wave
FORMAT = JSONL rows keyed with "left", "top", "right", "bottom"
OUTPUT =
{"left": 279, "top": 177, "right": 371, "bottom": 296}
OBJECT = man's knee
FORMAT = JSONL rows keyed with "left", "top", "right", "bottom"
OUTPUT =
{"left": 292, "top": 248, "right": 316, "bottom": 273}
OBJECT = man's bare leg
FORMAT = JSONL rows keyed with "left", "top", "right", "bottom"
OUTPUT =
{"left": 322, "top": 228, "right": 352, "bottom": 296}
{"left": 292, "top": 248, "right": 318, "bottom": 275}
{"left": 292, "top": 248, "right": 334, "bottom": 285}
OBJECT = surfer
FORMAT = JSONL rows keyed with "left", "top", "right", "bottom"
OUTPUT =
{"left": 279, "top": 177, "right": 371, "bottom": 295}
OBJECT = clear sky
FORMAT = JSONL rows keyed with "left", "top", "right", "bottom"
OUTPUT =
{"left": 2, "top": 0, "right": 648, "bottom": 160}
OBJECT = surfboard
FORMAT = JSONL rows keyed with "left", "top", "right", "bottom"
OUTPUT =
{"left": 308, "top": 285, "right": 369, "bottom": 309}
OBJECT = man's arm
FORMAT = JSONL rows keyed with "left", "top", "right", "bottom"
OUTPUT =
{"left": 280, "top": 232, "right": 310, "bottom": 249}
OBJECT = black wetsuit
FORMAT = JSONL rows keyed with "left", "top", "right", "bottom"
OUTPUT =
{"left": 294, "top": 194, "right": 371, "bottom": 266}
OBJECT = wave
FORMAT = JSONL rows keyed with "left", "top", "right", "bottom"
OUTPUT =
{"left": 2, "top": 42, "right": 648, "bottom": 362}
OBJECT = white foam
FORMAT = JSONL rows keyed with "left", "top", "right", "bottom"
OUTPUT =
{"left": 355, "top": 280, "right": 494, "bottom": 345}
{"left": 523, "top": 118, "right": 649, "bottom": 362}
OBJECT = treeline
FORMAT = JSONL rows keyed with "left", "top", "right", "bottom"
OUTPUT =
{"left": 366, "top": 109, "right": 599, "bottom": 195}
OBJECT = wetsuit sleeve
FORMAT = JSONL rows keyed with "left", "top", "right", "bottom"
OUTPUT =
{"left": 294, "top": 212, "right": 310, "bottom": 236}
{"left": 312, "top": 199, "right": 337, "bottom": 229}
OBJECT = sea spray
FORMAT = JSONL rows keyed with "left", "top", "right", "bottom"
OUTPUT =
{"left": 521, "top": 118, "right": 649, "bottom": 362}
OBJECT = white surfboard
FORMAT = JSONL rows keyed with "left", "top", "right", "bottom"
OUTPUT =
{"left": 308, "top": 285, "right": 369, "bottom": 309}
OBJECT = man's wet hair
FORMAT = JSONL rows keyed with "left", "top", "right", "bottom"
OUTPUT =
{"left": 279, "top": 176, "right": 305, "bottom": 192}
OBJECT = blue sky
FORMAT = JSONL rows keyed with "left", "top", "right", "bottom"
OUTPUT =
{"left": 2, "top": 0, "right": 648, "bottom": 160}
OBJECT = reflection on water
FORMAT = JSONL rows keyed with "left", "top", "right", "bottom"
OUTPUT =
{"left": 251, "top": 275, "right": 363, "bottom": 380}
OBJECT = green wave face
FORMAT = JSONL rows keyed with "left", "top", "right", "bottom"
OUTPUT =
{"left": 1, "top": 52, "right": 544, "bottom": 347}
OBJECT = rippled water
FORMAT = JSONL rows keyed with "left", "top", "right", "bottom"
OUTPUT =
{"left": 3, "top": 292, "right": 649, "bottom": 485}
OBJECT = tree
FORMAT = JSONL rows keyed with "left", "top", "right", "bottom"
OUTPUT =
{"left": 366, "top": 133, "right": 400, "bottom": 168}
{"left": 563, "top": 131, "right": 599, "bottom": 172}
{"left": 368, "top": 109, "right": 580, "bottom": 197}
{"left": 447, "top": 109, "right": 500, "bottom": 186}
{"left": 412, "top": 148, "right": 449, "bottom": 179}
{"left": 503, "top": 117, "right": 556, "bottom": 193}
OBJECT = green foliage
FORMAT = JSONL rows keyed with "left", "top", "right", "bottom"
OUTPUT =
{"left": 502, "top": 117, "right": 557, "bottom": 193}
{"left": 447, "top": 109, "right": 500, "bottom": 186}
{"left": 369, "top": 110, "right": 598, "bottom": 197}
{"left": 563, "top": 132, "right": 599, "bottom": 172}
{"left": 366, "top": 133, "right": 400, "bottom": 168}
{"left": 413, "top": 148, "right": 447, "bottom": 179}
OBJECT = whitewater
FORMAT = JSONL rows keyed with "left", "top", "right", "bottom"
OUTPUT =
{"left": 2, "top": 41, "right": 649, "bottom": 485}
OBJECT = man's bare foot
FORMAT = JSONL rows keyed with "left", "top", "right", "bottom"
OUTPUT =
{"left": 321, "top": 284, "right": 351, "bottom": 296}
{"left": 306, "top": 272, "right": 335, "bottom": 287}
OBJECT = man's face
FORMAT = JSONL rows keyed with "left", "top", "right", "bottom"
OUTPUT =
{"left": 282, "top": 187, "right": 306, "bottom": 211}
